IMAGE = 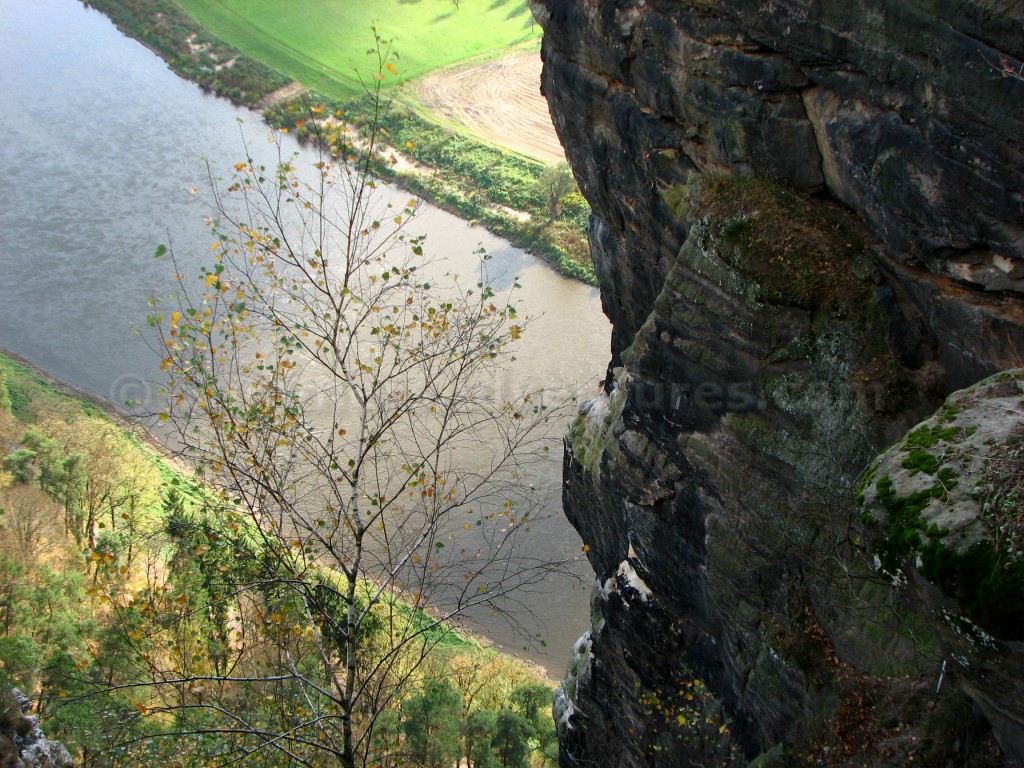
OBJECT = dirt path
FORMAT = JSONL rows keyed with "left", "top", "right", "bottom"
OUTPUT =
{"left": 414, "top": 53, "right": 566, "bottom": 166}
{"left": 257, "top": 81, "right": 308, "bottom": 109}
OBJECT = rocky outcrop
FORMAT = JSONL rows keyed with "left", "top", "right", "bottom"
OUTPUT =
{"left": 534, "top": 0, "right": 1024, "bottom": 765}
{"left": 1, "top": 690, "right": 73, "bottom": 768}
{"left": 534, "top": 0, "right": 1023, "bottom": 380}
{"left": 858, "top": 372, "right": 1024, "bottom": 761}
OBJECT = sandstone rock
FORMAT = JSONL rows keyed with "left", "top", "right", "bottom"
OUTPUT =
{"left": 1, "top": 691, "right": 73, "bottom": 768}
{"left": 537, "top": 1, "right": 1024, "bottom": 764}
{"left": 859, "top": 372, "right": 1024, "bottom": 762}
{"left": 537, "top": 0, "right": 1024, "bottom": 374}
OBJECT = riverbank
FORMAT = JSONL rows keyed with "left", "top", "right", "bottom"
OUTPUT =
{"left": 0, "top": 346, "right": 558, "bottom": 684}
{"left": 1, "top": 346, "right": 561, "bottom": 764}
{"left": 80, "top": 0, "right": 596, "bottom": 284}
{"left": 3, "top": 0, "right": 606, "bottom": 683}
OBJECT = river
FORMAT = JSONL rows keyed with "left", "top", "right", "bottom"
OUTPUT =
{"left": 0, "top": 0, "right": 609, "bottom": 673}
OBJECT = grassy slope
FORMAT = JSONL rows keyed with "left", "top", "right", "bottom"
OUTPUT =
{"left": 175, "top": 0, "right": 541, "bottom": 99}
{"left": 0, "top": 348, "right": 554, "bottom": 658}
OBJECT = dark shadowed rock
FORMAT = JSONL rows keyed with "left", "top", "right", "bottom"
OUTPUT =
{"left": 534, "top": 0, "right": 1024, "bottom": 765}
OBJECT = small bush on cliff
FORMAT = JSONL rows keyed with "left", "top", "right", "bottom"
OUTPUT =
{"left": 635, "top": 677, "right": 740, "bottom": 766}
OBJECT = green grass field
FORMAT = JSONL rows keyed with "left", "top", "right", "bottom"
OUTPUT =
{"left": 174, "top": 0, "right": 541, "bottom": 99}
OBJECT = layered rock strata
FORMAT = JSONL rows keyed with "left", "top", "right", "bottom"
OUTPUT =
{"left": 534, "top": 0, "right": 1024, "bottom": 765}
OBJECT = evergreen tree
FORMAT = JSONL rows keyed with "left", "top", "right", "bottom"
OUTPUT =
{"left": 401, "top": 679, "right": 462, "bottom": 768}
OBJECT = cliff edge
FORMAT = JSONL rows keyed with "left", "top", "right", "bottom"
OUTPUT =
{"left": 534, "top": 0, "right": 1024, "bottom": 765}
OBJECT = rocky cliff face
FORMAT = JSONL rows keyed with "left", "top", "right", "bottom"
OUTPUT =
{"left": 1, "top": 690, "right": 73, "bottom": 768}
{"left": 533, "top": 0, "right": 1024, "bottom": 765}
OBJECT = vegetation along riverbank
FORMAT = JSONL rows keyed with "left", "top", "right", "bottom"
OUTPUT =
{"left": 80, "top": 0, "right": 596, "bottom": 284}
{"left": 0, "top": 349, "right": 559, "bottom": 766}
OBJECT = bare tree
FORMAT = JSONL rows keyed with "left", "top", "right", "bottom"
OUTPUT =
{"left": 133, "top": 56, "right": 567, "bottom": 768}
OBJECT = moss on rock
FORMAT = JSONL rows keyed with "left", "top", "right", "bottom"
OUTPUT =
{"left": 859, "top": 370, "right": 1024, "bottom": 640}
{"left": 696, "top": 176, "right": 868, "bottom": 310}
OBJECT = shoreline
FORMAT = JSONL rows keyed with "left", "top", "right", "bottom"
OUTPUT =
{"left": 0, "top": 347, "right": 194, "bottom": 478}
{"left": 81, "top": 0, "right": 596, "bottom": 285}
{"left": 0, "top": 346, "right": 562, "bottom": 683}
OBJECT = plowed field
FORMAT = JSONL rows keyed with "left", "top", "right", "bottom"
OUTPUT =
{"left": 415, "top": 54, "right": 565, "bottom": 165}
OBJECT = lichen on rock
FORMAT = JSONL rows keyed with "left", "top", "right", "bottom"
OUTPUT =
{"left": 1, "top": 690, "right": 72, "bottom": 768}
{"left": 539, "top": 0, "right": 1024, "bottom": 764}
{"left": 860, "top": 371, "right": 1024, "bottom": 640}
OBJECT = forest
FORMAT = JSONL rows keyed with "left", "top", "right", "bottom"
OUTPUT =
{"left": 0, "top": 353, "right": 558, "bottom": 767}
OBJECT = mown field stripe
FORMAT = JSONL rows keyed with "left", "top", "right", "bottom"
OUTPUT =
{"left": 174, "top": 0, "right": 540, "bottom": 99}
{"left": 176, "top": 0, "right": 365, "bottom": 98}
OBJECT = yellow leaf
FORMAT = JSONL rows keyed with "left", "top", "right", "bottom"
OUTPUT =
{"left": 386, "top": 62, "right": 398, "bottom": 75}
{"left": 405, "top": 141, "right": 415, "bottom": 151}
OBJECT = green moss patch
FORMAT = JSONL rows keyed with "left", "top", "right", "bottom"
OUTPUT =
{"left": 923, "top": 542, "right": 1024, "bottom": 640}
{"left": 696, "top": 176, "right": 867, "bottom": 310}
{"left": 864, "top": 474, "right": 951, "bottom": 575}
{"left": 904, "top": 424, "right": 969, "bottom": 450}
{"left": 863, "top": 458, "right": 1023, "bottom": 640}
